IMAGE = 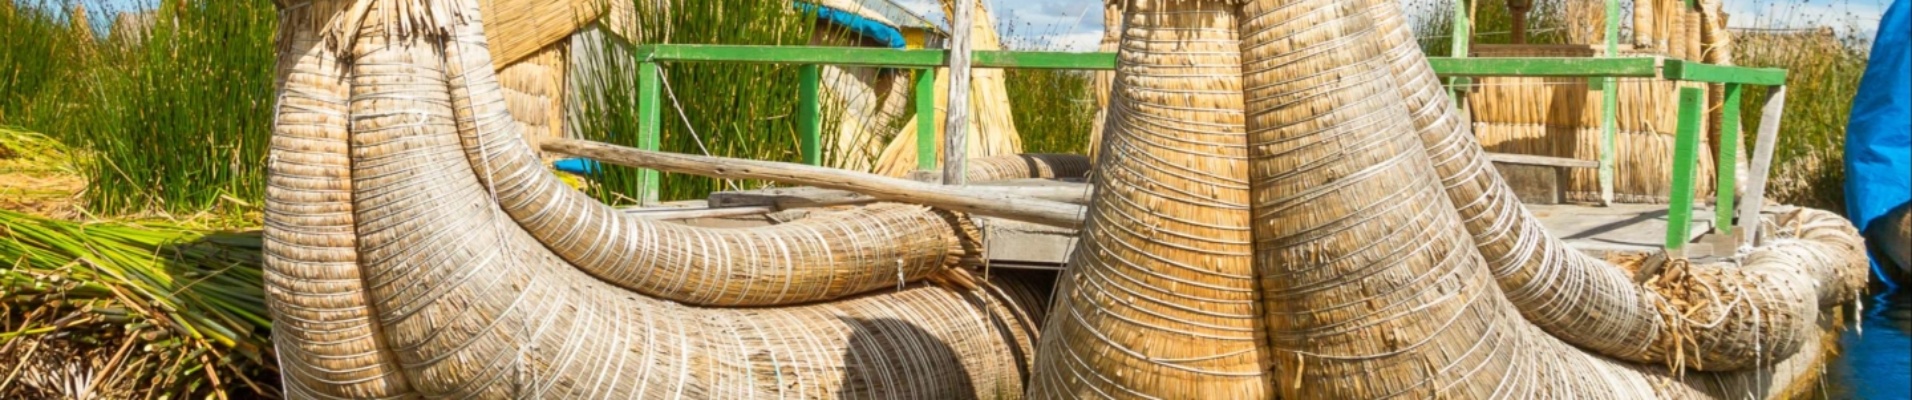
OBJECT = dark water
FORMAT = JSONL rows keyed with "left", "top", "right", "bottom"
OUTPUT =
{"left": 1816, "top": 289, "right": 1912, "bottom": 399}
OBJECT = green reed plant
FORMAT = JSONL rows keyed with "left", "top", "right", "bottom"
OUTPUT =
{"left": 999, "top": 22, "right": 1097, "bottom": 155}
{"left": 1733, "top": 28, "right": 1869, "bottom": 212}
{"left": 66, "top": 0, "right": 278, "bottom": 216}
{"left": 573, "top": 0, "right": 821, "bottom": 203}
{"left": 0, "top": 1, "right": 86, "bottom": 128}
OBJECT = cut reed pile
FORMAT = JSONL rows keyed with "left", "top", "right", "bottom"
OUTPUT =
{"left": 870, "top": 0, "right": 1027, "bottom": 177}
{"left": 0, "top": 210, "right": 276, "bottom": 398}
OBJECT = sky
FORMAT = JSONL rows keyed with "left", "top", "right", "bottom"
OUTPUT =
{"left": 49, "top": 0, "right": 1901, "bottom": 50}
{"left": 888, "top": 0, "right": 1896, "bottom": 51}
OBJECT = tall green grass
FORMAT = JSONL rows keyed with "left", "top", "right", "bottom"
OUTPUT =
{"left": 999, "top": 22, "right": 1097, "bottom": 155}
{"left": 0, "top": 1, "right": 87, "bottom": 127}
{"left": 1, "top": 0, "right": 277, "bottom": 217}
{"left": 1733, "top": 28, "right": 1869, "bottom": 212}
{"left": 573, "top": 0, "right": 821, "bottom": 203}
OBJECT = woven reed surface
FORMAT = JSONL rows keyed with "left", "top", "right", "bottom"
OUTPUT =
{"left": 496, "top": 41, "right": 568, "bottom": 161}
{"left": 1029, "top": 1, "right": 1270, "bottom": 397}
{"left": 476, "top": 0, "right": 599, "bottom": 67}
{"left": 1023, "top": 0, "right": 1870, "bottom": 397}
{"left": 267, "top": 1, "right": 1050, "bottom": 397}
{"left": 870, "top": 1, "right": 1024, "bottom": 177}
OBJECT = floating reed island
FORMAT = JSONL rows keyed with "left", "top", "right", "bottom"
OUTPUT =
{"left": 265, "top": 0, "right": 1868, "bottom": 398}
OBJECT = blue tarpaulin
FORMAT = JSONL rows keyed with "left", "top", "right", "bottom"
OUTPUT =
{"left": 795, "top": 2, "right": 908, "bottom": 49}
{"left": 1846, "top": 0, "right": 1911, "bottom": 287}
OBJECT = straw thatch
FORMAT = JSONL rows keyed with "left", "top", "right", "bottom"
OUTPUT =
{"left": 268, "top": 0, "right": 1048, "bottom": 397}
{"left": 496, "top": 42, "right": 570, "bottom": 160}
{"left": 477, "top": 0, "right": 600, "bottom": 67}
{"left": 1028, "top": 0, "right": 1867, "bottom": 398}
{"left": 870, "top": 1, "right": 1025, "bottom": 177}
{"left": 1464, "top": 0, "right": 1739, "bottom": 204}
{"left": 1467, "top": 44, "right": 1720, "bottom": 203}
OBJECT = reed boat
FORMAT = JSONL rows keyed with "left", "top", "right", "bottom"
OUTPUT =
{"left": 265, "top": 0, "right": 1870, "bottom": 398}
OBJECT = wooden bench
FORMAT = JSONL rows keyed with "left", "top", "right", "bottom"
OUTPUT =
{"left": 1487, "top": 153, "right": 1600, "bottom": 205}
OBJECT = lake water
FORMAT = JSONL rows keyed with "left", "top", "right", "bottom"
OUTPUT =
{"left": 1815, "top": 288, "right": 1912, "bottom": 399}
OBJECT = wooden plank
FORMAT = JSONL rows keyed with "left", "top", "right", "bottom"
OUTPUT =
{"left": 1715, "top": 83, "right": 1743, "bottom": 238}
{"left": 1425, "top": 57, "right": 1662, "bottom": 78}
{"left": 1665, "top": 87, "right": 1707, "bottom": 256}
{"left": 1487, "top": 152, "right": 1599, "bottom": 169}
{"left": 798, "top": 65, "right": 822, "bottom": 166}
{"left": 944, "top": 0, "right": 976, "bottom": 186}
{"left": 630, "top": 45, "right": 1117, "bottom": 70}
{"left": 1738, "top": 86, "right": 1787, "bottom": 248}
{"left": 542, "top": 139, "right": 1087, "bottom": 229}
{"left": 971, "top": 50, "right": 1116, "bottom": 70}
{"left": 636, "top": 61, "right": 663, "bottom": 204}
{"left": 708, "top": 181, "right": 1091, "bottom": 209}
{"left": 1662, "top": 59, "right": 1788, "bottom": 85}
{"left": 1528, "top": 203, "right": 1714, "bottom": 256}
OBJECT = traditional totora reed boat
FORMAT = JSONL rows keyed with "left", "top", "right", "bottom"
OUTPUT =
{"left": 265, "top": 0, "right": 1869, "bottom": 398}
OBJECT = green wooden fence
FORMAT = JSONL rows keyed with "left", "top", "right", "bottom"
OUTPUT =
{"left": 612, "top": 43, "right": 1785, "bottom": 258}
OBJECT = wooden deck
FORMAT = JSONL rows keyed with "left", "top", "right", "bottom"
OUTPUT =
{"left": 627, "top": 181, "right": 1722, "bottom": 271}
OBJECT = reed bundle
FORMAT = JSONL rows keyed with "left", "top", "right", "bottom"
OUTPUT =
{"left": 268, "top": 0, "right": 1047, "bottom": 397}
{"left": 870, "top": 1, "right": 1025, "bottom": 177}
{"left": 1029, "top": 1, "right": 1268, "bottom": 396}
{"left": 477, "top": 0, "right": 601, "bottom": 67}
{"left": 1029, "top": 0, "right": 1869, "bottom": 398}
{"left": 0, "top": 210, "right": 276, "bottom": 398}
{"left": 1467, "top": 49, "right": 1721, "bottom": 203}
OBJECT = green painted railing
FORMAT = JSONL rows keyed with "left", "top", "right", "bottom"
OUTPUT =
{"left": 616, "top": 44, "right": 1787, "bottom": 257}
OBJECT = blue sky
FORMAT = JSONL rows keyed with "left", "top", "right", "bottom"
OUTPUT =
{"left": 890, "top": 0, "right": 1896, "bottom": 51}
{"left": 50, "top": 0, "right": 1900, "bottom": 50}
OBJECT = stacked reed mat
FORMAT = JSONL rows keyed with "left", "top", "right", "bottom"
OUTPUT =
{"left": 1464, "top": 0, "right": 1735, "bottom": 204}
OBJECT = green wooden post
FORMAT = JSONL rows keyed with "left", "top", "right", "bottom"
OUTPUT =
{"left": 915, "top": 68, "right": 937, "bottom": 170}
{"left": 1598, "top": 0, "right": 1620, "bottom": 206}
{"left": 1666, "top": 87, "right": 1705, "bottom": 256}
{"left": 1715, "top": 83, "right": 1742, "bottom": 237}
{"left": 1448, "top": 0, "right": 1472, "bottom": 101}
{"left": 798, "top": 64, "right": 822, "bottom": 166}
{"left": 636, "top": 61, "right": 663, "bottom": 204}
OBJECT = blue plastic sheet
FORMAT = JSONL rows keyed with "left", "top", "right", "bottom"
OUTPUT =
{"left": 1846, "top": 0, "right": 1912, "bottom": 288}
{"left": 795, "top": 2, "right": 908, "bottom": 49}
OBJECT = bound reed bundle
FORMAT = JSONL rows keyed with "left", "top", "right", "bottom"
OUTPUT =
{"left": 1029, "top": 0, "right": 1269, "bottom": 397}
{"left": 962, "top": 153, "right": 1090, "bottom": 182}
{"left": 268, "top": 1, "right": 1047, "bottom": 397}
{"left": 1031, "top": 0, "right": 1868, "bottom": 398}
{"left": 869, "top": 1, "right": 1025, "bottom": 177}
{"left": 1084, "top": 3, "right": 1120, "bottom": 162}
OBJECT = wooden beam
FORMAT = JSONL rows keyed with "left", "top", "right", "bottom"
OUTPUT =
{"left": 944, "top": 0, "right": 976, "bottom": 186}
{"left": 1665, "top": 87, "right": 1707, "bottom": 256}
{"left": 541, "top": 139, "right": 1087, "bottom": 229}
{"left": 1738, "top": 86, "right": 1786, "bottom": 248}
{"left": 1487, "top": 153, "right": 1600, "bottom": 169}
